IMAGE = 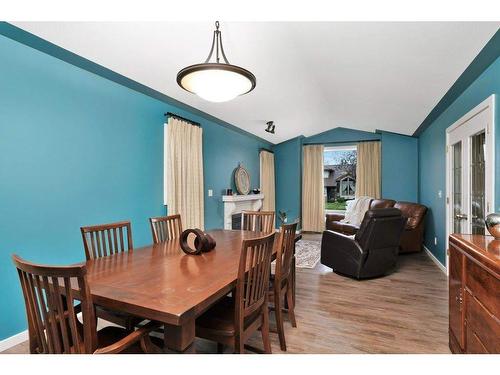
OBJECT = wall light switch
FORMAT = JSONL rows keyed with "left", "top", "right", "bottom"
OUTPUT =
{"left": 208, "top": 189, "right": 213, "bottom": 197}
{"left": 438, "top": 190, "right": 442, "bottom": 198}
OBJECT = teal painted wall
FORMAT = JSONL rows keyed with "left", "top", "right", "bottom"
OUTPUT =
{"left": 380, "top": 132, "right": 419, "bottom": 202}
{"left": 0, "top": 34, "right": 270, "bottom": 340}
{"left": 273, "top": 136, "right": 303, "bottom": 227}
{"left": 418, "top": 56, "right": 500, "bottom": 265}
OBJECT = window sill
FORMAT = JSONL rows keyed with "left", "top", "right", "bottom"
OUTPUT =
{"left": 325, "top": 209, "right": 346, "bottom": 214}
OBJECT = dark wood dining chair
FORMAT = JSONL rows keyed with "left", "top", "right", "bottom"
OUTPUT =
{"left": 12, "top": 254, "right": 161, "bottom": 354}
{"left": 80, "top": 220, "right": 141, "bottom": 330}
{"left": 195, "top": 232, "right": 275, "bottom": 354}
{"left": 149, "top": 214, "right": 183, "bottom": 244}
{"left": 80, "top": 220, "right": 133, "bottom": 260}
{"left": 241, "top": 211, "right": 275, "bottom": 234}
{"left": 269, "top": 222, "right": 298, "bottom": 351}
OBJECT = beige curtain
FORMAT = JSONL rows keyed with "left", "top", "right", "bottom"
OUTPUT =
{"left": 355, "top": 141, "right": 381, "bottom": 199}
{"left": 166, "top": 117, "right": 204, "bottom": 229}
{"left": 260, "top": 150, "right": 275, "bottom": 211}
{"left": 302, "top": 145, "right": 325, "bottom": 232}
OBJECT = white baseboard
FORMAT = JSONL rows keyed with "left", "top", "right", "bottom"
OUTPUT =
{"left": 423, "top": 245, "right": 447, "bottom": 274}
{"left": 0, "top": 330, "right": 28, "bottom": 352}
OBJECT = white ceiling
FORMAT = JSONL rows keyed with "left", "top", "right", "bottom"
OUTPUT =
{"left": 13, "top": 22, "right": 499, "bottom": 143}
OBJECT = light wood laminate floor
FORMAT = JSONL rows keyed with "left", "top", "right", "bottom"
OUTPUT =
{"left": 2, "top": 234, "right": 449, "bottom": 354}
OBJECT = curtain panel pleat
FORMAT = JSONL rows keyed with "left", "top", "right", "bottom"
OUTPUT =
{"left": 260, "top": 150, "right": 276, "bottom": 212}
{"left": 166, "top": 117, "right": 205, "bottom": 230}
{"left": 355, "top": 141, "right": 381, "bottom": 199}
{"left": 302, "top": 145, "right": 325, "bottom": 232}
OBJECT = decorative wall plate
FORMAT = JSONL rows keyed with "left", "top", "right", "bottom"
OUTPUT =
{"left": 234, "top": 164, "right": 251, "bottom": 195}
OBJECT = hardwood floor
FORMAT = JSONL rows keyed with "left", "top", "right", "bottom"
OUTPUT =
{"left": 1, "top": 234, "right": 449, "bottom": 354}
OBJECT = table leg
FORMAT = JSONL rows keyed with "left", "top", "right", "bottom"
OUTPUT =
{"left": 163, "top": 318, "right": 196, "bottom": 353}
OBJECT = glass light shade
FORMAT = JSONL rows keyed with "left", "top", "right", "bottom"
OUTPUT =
{"left": 177, "top": 63, "right": 256, "bottom": 102}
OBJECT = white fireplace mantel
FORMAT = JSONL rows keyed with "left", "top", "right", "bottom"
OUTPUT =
{"left": 222, "top": 194, "right": 264, "bottom": 229}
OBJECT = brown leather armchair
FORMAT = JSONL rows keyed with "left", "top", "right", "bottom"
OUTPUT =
{"left": 325, "top": 199, "right": 427, "bottom": 254}
{"left": 394, "top": 201, "right": 427, "bottom": 253}
{"left": 321, "top": 208, "right": 406, "bottom": 279}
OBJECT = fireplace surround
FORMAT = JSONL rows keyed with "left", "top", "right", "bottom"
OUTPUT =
{"left": 222, "top": 194, "right": 264, "bottom": 230}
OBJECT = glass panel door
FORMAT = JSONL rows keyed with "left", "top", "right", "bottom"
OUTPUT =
{"left": 452, "top": 142, "right": 464, "bottom": 233}
{"left": 470, "top": 131, "right": 486, "bottom": 235}
{"left": 446, "top": 95, "right": 494, "bottom": 273}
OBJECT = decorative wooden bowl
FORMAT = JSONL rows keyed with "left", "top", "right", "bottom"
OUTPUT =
{"left": 180, "top": 229, "right": 216, "bottom": 255}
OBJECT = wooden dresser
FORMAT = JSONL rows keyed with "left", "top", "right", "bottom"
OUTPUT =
{"left": 449, "top": 234, "right": 500, "bottom": 353}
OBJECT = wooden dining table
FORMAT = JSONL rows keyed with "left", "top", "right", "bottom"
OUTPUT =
{"left": 74, "top": 229, "right": 299, "bottom": 353}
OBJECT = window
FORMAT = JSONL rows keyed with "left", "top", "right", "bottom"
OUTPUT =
{"left": 323, "top": 145, "right": 357, "bottom": 211}
{"left": 340, "top": 176, "right": 355, "bottom": 197}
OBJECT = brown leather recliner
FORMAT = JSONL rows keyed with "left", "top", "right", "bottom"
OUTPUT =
{"left": 393, "top": 201, "right": 427, "bottom": 254}
{"left": 325, "top": 199, "right": 427, "bottom": 253}
{"left": 321, "top": 208, "right": 406, "bottom": 279}
{"left": 325, "top": 199, "right": 396, "bottom": 235}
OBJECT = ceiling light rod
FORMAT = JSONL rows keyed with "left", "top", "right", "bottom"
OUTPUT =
{"left": 205, "top": 21, "right": 230, "bottom": 64}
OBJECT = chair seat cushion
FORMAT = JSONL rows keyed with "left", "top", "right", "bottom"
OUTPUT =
{"left": 196, "top": 297, "right": 236, "bottom": 336}
{"left": 196, "top": 297, "right": 262, "bottom": 337}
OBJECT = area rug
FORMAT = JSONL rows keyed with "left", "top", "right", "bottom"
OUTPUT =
{"left": 294, "top": 239, "right": 321, "bottom": 269}
{"left": 271, "top": 239, "right": 321, "bottom": 271}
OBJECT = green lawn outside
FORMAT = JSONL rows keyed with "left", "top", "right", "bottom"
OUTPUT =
{"left": 325, "top": 201, "right": 347, "bottom": 210}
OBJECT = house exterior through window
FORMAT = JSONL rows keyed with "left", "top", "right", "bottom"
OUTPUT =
{"left": 323, "top": 145, "right": 357, "bottom": 211}
{"left": 340, "top": 176, "right": 355, "bottom": 198}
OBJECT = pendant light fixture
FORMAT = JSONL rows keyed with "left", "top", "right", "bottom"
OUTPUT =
{"left": 177, "top": 21, "right": 256, "bottom": 103}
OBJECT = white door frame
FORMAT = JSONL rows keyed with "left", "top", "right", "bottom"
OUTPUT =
{"left": 445, "top": 94, "right": 495, "bottom": 273}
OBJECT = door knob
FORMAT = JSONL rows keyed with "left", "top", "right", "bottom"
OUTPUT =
{"left": 455, "top": 213, "right": 468, "bottom": 220}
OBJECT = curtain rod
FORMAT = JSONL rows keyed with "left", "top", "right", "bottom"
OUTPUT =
{"left": 164, "top": 112, "right": 201, "bottom": 127}
{"left": 303, "top": 139, "right": 381, "bottom": 146}
{"left": 259, "top": 148, "right": 274, "bottom": 154}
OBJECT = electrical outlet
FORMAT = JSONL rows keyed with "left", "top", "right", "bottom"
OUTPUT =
{"left": 208, "top": 189, "right": 213, "bottom": 197}
{"left": 434, "top": 237, "right": 438, "bottom": 246}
